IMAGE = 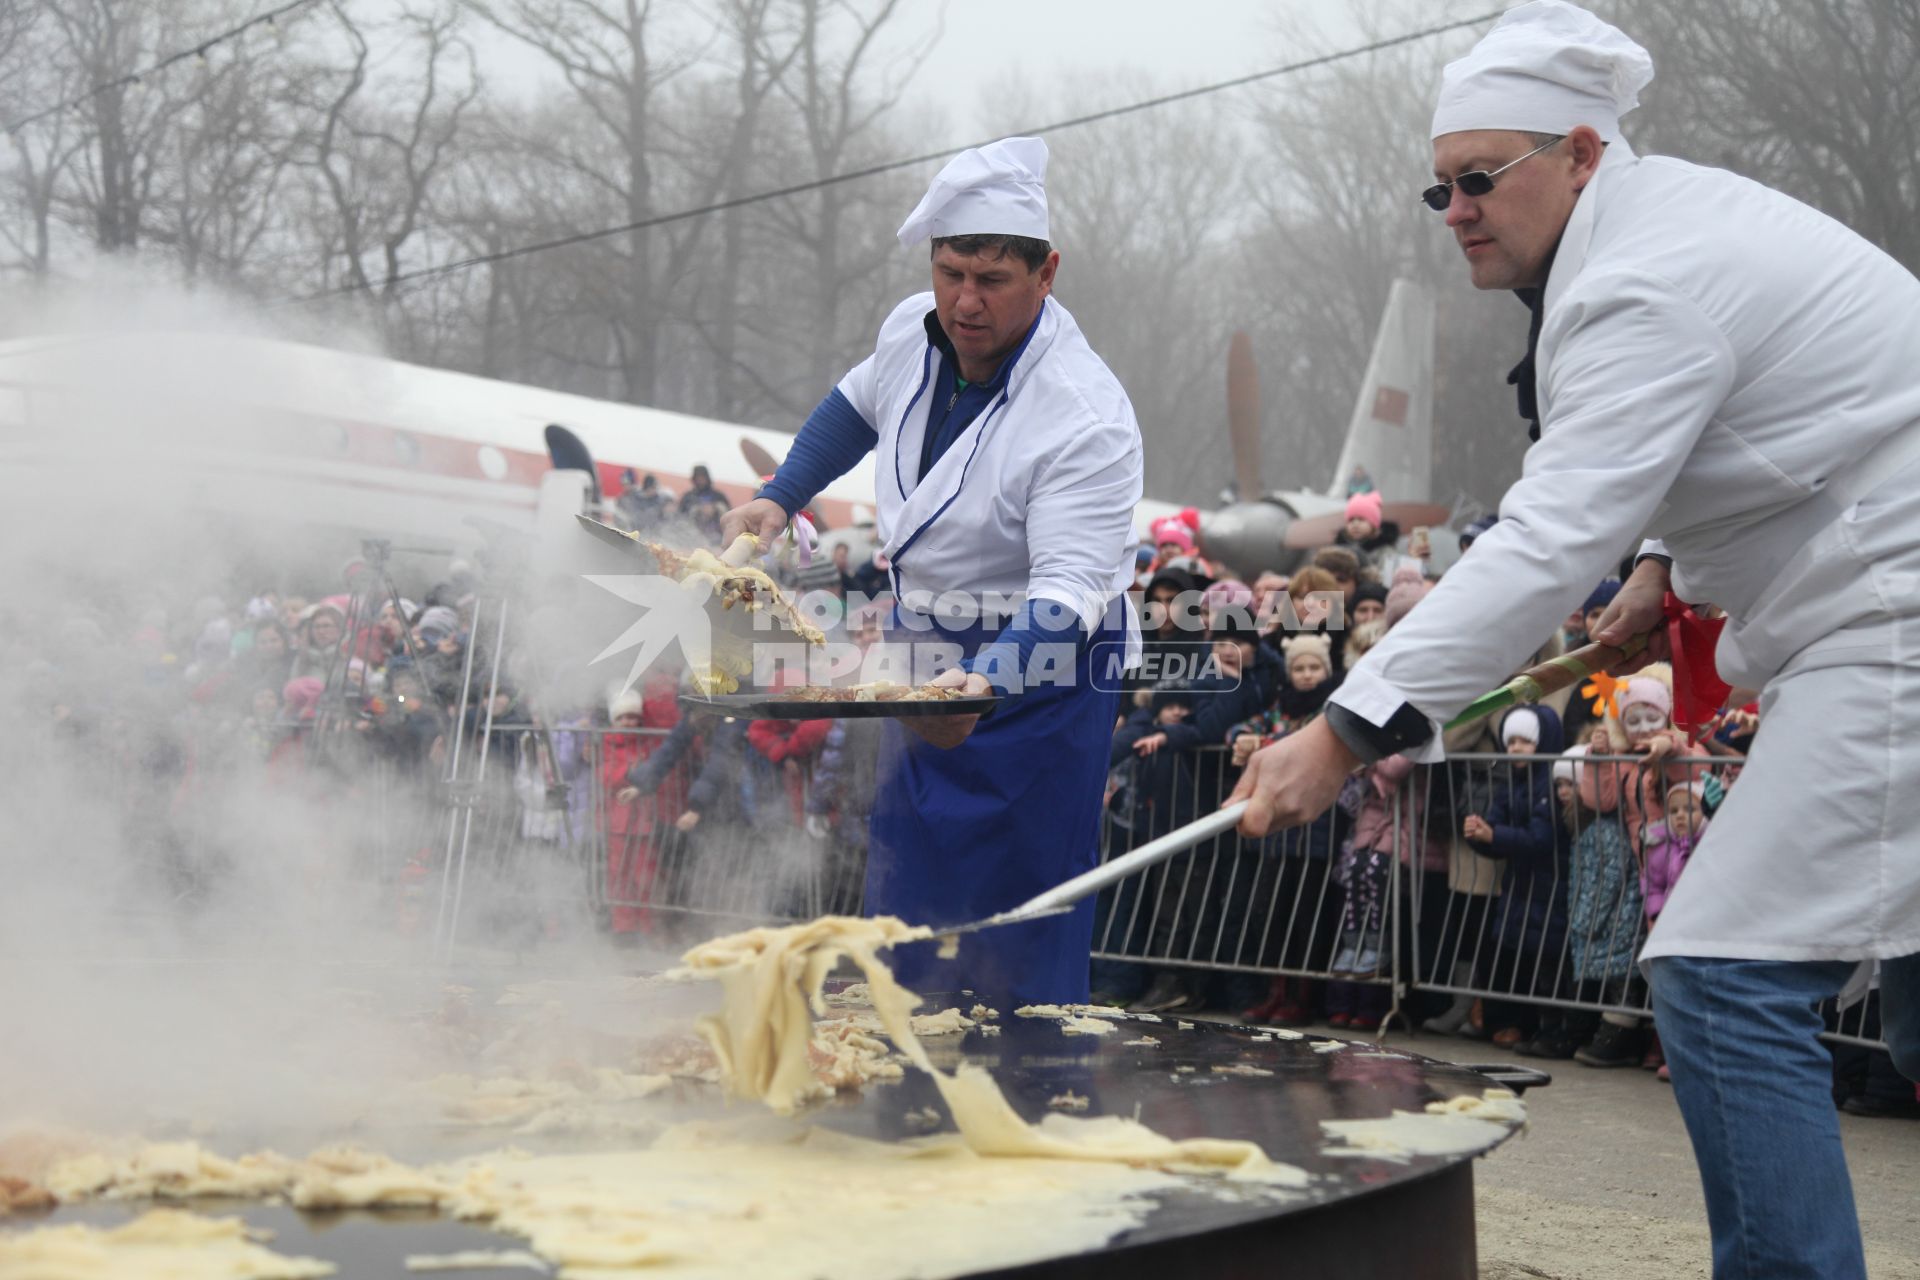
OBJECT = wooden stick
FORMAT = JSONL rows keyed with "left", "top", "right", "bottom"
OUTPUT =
{"left": 1446, "top": 633, "right": 1648, "bottom": 730}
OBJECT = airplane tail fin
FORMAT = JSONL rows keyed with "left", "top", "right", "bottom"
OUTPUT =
{"left": 1325, "top": 278, "right": 1434, "bottom": 505}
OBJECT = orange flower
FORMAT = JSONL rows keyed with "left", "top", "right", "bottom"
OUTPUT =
{"left": 1581, "top": 671, "right": 1625, "bottom": 720}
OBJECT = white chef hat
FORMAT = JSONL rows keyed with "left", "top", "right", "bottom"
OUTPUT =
{"left": 896, "top": 137, "right": 1050, "bottom": 248}
{"left": 1431, "top": 0, "right": 1653, "bottom": 143}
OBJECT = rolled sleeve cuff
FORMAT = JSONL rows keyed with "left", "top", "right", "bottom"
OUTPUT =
{"left": 1635, "top": 539, "right": 1672, "bottom": 569}
{"left": 1326, "top": 667, "right": 1444, "bottom": 764}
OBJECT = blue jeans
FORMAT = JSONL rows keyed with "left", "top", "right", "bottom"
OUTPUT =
{"left": 1649, "top": 953, "right": 1920, "bottom": 1280}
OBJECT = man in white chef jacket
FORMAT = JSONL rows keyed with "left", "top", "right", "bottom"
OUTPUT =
{"left": 1230, "top": 3, "right": 1919, "bottom": 1276}
{"left": 723, "top": 138, "right": 1144, "bottom": 1005}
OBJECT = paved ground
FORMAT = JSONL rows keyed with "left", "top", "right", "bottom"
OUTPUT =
{"left": 1362, "top": 1026, "right": 1920, "bottom": 1280}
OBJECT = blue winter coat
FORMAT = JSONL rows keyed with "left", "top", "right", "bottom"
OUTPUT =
{"left": 1109, "top": 706, "right": 1202, "bottom": 839}
{"left": 630, "top": 715, "right": 773, "bottom": 826}
{"left": 1468, "top": 706, "right": 1569, "bottom": 957}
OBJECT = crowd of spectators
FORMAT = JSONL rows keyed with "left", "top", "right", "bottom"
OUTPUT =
{"left": 1096, "top": 495, "right": 1913, "bottom": 1119}
{"left": 13, "top": 467, "right": 884, "bottom": 950}
{"left": 16, "top": 476, "right": 1910, "bottom": 1118}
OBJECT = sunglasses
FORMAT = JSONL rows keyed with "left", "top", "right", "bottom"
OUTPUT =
{"left": 1419, "top": 136, "right": 1564, "bottom": 212}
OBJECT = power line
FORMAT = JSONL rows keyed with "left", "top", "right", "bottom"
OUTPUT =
{"left": 301, "top": 9, "right": 1502, "bottom": 303}
{"left": 3, "top": 0, "right": 321, "bottom": 136}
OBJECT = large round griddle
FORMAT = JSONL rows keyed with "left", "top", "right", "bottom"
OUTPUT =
{"left": 2, "top": 1001, "right": 1520, "bottom": 1279}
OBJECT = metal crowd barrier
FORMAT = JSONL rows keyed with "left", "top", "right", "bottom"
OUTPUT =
{"left": 412, "top": 720, "right": 870, "bottom": 953}
{"left": 1091, "top": 745, "right": 1892, "bottom": 1057}
{"left": 140, "top": 705, "right": 1892, "bottom": 1061}
{"left": 1094, "top": 746, "right": 1384, "bottom": 994}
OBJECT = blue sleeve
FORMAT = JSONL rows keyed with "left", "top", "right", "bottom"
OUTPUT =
{"left": 1191, "top": 679, "right": 1265, "bottom": 747}
{"left": 627, "top": 715, "right": 694, "bottom": 790}
{"left": 687, "top": 720, "right": 746, "bottom": 813}
{"left": 965, "top": 597, "right": 1087, "bottom": 697}
{"left": 757, "top": 388, "right": 877, "bottom": 516}
{"left": 1486, "top": 787, "right": 1556, "bottom": 862}
{"left": 1159, "top": 720, "right": 1209, "bottom": 752}
{"left": 807, "top": 722, "right": 848, "bottom": 815}
{"left": 1110, "top": 711, "right": 1153, "bottom": 765}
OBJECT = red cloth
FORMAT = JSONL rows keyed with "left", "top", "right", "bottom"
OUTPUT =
{"left": 746, "top": 717, "right": 831, "bottom": 764}
{"left": 599, "top": 674, "right": 687, "bottom": 934}
{"left": 1664, "top": 593, "right": 1731, "bottom": 739}
{"left": 748, "top": 718, "right": 833, "bottom": 822}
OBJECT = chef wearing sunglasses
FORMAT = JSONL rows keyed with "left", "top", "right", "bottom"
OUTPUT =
{"left": 1420, "top": 135, "right": 1563, "bottom": 211}
{"left": 1233, "top": 3, "right": 1920, "bottom": 1277}
{"left": 1422, "top": 133, "right": 1573, "bottom": 293}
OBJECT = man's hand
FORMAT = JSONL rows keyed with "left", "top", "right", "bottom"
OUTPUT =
{"left": 614, "top": 785, "right": 640, "bottom": 804}
{"left": 675, "top": 809, "right": 701, "bottom": 833}
{"left": 1231, "top": 732, "right": 1260, "bottom": 768}
{"left": 1591, "top": 558, "right": 1672, "bottom": 671}
{"left": 1134, "top": 732, "right": 1168, "bottom": 757}
{"left": 1463, "top": 813, "right": 1494, "bottom": 842}
{"left": 721, "top": 498, "right": 790, "bottom": 549}
{"left": 901, "top": 669, "right": 991, "bottom": 750}
{"left": 1226, "top": 716, "right": 1360, "bottom": 838}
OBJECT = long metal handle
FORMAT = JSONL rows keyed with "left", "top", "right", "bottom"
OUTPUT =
{"left": 1004, "top": 801, "right": 1251, "bottom": 923}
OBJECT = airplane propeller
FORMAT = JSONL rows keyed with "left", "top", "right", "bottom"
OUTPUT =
{"left": 544, "top": 423, "right": 601, "bottom": 503}
{"left": 739, "top": 436, "right": 781, "bottom": 479}
{"left": 1227, "top": 330, "right": 1262, "bottom": 503}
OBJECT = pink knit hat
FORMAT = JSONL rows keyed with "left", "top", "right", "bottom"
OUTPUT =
{"left": 1150, "top": 515, "right": 1196, "bottom": 556}
{"left": 1617, "top": 675, "right": 1672, "bottom": 720}
{"left": 1345, "top": 491, "right": 1383, "bottom": 528}
{"left": 281, "top": 676, "right": 325, "bottom": 719}
{"left": 1204, "top": 578, "right": 1253, "bottom": 611}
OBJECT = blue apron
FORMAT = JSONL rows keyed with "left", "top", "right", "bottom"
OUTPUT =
{"left": 866, "top": 606, "right": 1124, "bottom": 1007}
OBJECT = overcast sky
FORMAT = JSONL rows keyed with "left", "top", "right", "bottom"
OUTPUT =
{"left": 901, "top": 0, "right": 1369, "bottom": 132}
{"left": 473, "top": 1, "right": 1425, "bottom": 138}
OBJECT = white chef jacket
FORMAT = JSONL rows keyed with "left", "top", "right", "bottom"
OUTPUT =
{"left": 1330, "top": 139, "right": 1920, "bottom": 965}
{"left": 838, "top": 293, "right": 1144, "bottom": 663}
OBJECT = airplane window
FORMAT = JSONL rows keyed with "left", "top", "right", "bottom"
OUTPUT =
{"left": 394, "top": 432, "right": 420, "bottom": 465}
{"left": 477, "top": 444, "right": 508, "bottom": 480}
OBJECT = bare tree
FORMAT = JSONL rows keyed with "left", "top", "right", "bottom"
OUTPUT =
{"left": 1626, "top": 0, "right": 1920, "bottom": 271}
{"left": 0, "top": 4, "right": 84, "bottom": 275}
{"left": 972, "top": 71, "right": 1245, "bottom": 506}
{"left": 296, "top": 0, "right": 481, "bottom": 328}
{"left": 151, "top": 34, "right": 309, "bottom": 283}
{"left": 467, "top": 0, "right": 709, "bottom": 404}
{"left": 40, "top": 0, "right": 211, "bottom": 253}
{"left": 757, "top": 0, "right": 938, "bottom": 400}
{"left": 1229, "top": 2, "right": 1526, "bottom": 511}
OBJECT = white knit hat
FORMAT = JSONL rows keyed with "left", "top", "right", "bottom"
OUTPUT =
{"left": 1501, "top": 707, "right": 1542, "bottom": 747}
{"left": 1553, "top": 742, "right": 1588, "bottom": 784}
{"left": 1282, "top": 632, "right": 1333, "bottom": 671}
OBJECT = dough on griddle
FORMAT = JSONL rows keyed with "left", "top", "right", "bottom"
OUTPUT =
{"left": 0, "top": 1208, "right": 334, "bottom": 1279}
{"left": 679, "top": 916, "right": 1299, "bottom": 1181}
{"left": 676, "top": 915, "right": 933, "bottom": 1115}
{"left": 42, "top": 1142, "right": 462, "bottom": 1212}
